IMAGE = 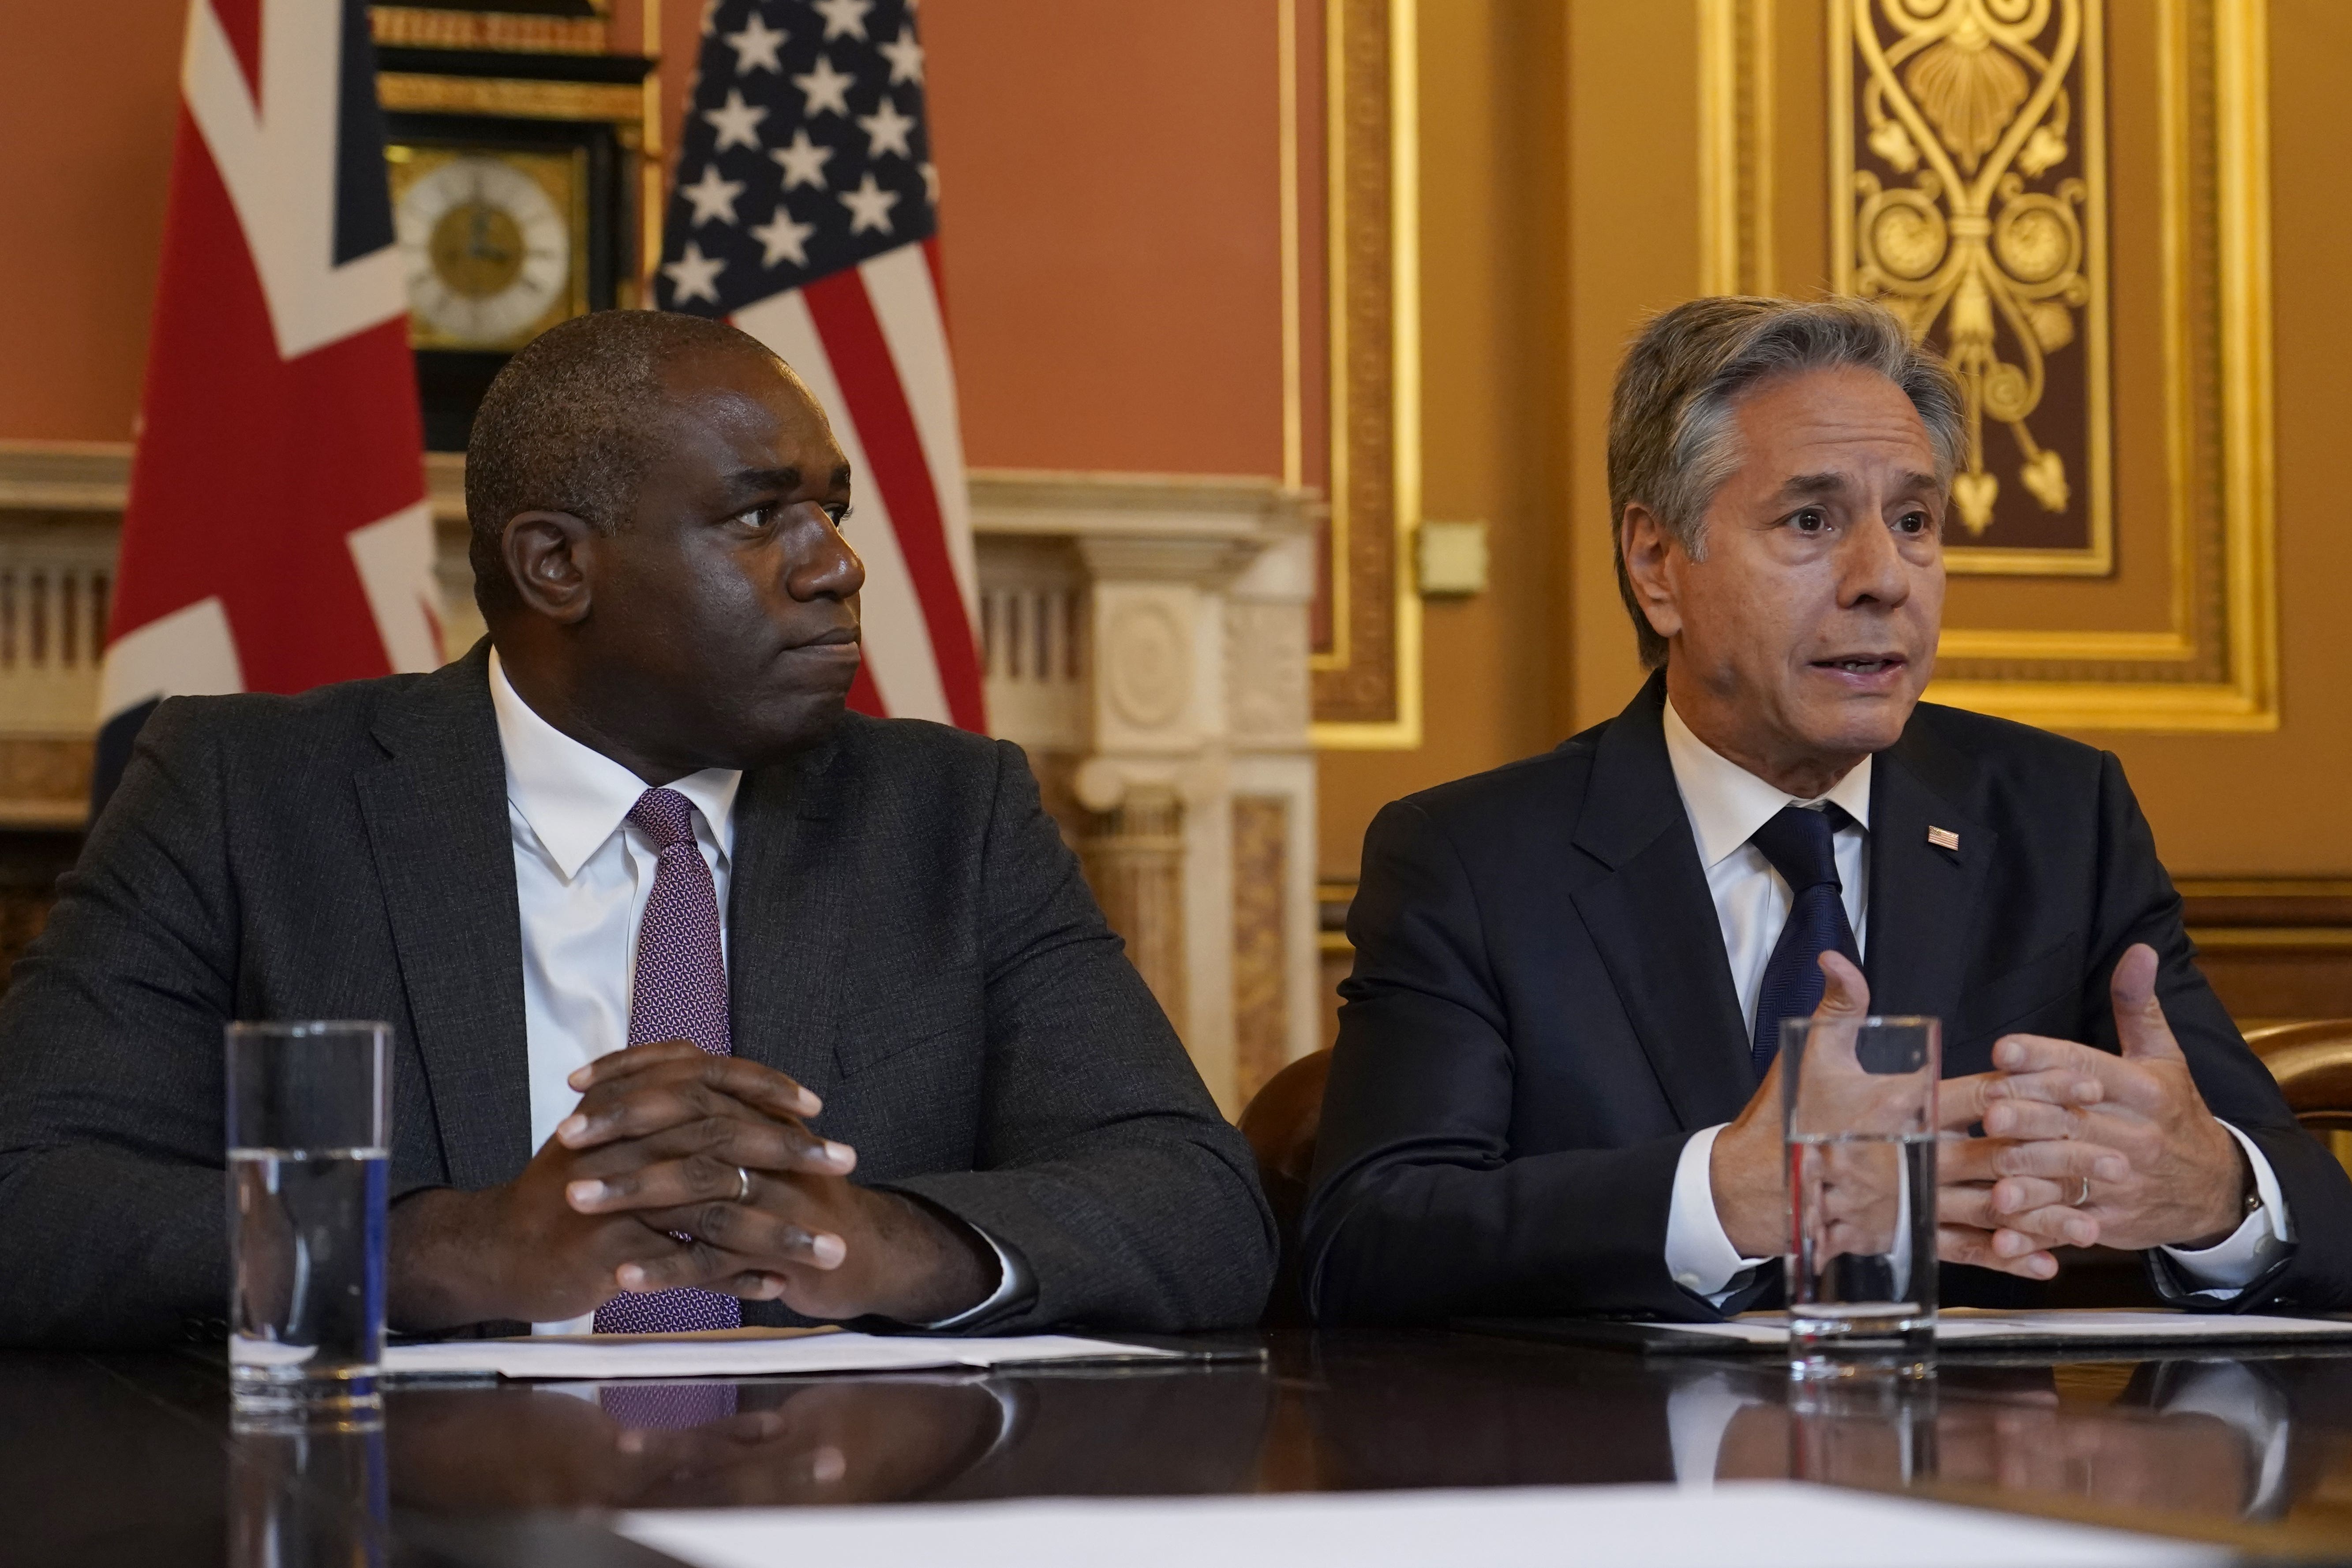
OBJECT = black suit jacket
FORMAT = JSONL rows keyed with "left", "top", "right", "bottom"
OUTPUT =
{"left": 1303, "top": 673, "right": 2352, "bottom": 1322}
{"left": 0, "top": 644, "right": 1273, "bottom": 1346}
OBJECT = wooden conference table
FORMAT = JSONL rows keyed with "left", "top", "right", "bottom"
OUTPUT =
{"left": 20, "top": 1327, "right": 2352, "bottom": 1566}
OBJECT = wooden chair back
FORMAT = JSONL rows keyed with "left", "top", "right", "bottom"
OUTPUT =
{"left": 2243, "top": 1019, "right": 2352, "bottom": 1131}
{"left": 1236, "top": 1048, "right": 1333, "bottom": 1324}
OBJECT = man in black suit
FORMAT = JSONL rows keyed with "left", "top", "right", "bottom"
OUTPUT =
{"left": 1304, "top": 296, "right": 2352, "bottom": 1322}
{"left": 0, "top": 310, "right": 1272, "bottom": 1345}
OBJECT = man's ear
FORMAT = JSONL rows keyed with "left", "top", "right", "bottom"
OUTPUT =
{"left": 1619, "top": 503, "right": 1685, "bottom": 644}
{"left": 502, "top": 510, "right": 598, "bottom": 625}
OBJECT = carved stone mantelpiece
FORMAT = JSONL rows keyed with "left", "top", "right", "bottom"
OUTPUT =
{"left": 978, "top": 469, "right": 1324, "bottom": 1114}
{"left": 0, "top": 443, "right": 1325, "bottom": 1110}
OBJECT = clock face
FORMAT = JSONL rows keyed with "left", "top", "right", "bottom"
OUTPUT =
{"left": 391, "top": 151, "right": 580, "bottom": 349}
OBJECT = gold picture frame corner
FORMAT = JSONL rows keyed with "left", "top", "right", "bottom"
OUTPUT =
{"left": 1310, "top": 589, "right": 1423, "bottom": 751}
{"left": 1924, "top": 679, "right": 2278, "bottom": 735}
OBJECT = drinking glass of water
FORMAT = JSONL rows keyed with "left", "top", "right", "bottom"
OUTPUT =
{"left": 225, "top": 1021, "right": 390, "bottom": 1417}
{"left": 1780, "top": 1013, "right": 1940, "bottom": 1381}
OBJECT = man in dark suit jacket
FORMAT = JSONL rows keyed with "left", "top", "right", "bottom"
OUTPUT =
{"left": 0, "top": 310, "right": 1272, "bottom": 1345}
{"left": 1304, "top": 297, "right": 2352, "bottom": 1322}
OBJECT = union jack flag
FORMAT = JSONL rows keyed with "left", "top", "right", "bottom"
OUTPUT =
{"left": 658, "top": 0, "right": 983, "bottom": 731}
{"left": 95, "top": 0, "right": 437, "bottom": 809}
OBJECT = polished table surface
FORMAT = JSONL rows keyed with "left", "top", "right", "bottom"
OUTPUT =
{"left": 19, "top": 1328, "right": 2352, "bottom": 1565}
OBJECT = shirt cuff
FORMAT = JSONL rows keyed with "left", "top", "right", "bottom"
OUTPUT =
{"left": 2158, "top": 1121, "right": 2292, "bottom": 1295}
{"left": 917, "top": 1222, "right": 1030, "bottom": 1330}
{"left": 1666, "top": 1124, "right": 1772, "bottom": 1304}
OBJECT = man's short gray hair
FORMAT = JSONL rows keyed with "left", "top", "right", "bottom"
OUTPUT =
{"left": 1607, "top": 296, "right": 1966, "bottom": 668}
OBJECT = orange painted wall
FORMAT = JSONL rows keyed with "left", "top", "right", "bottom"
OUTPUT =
{"left": 0, "top": 1, "right": 185, "bottom": 442}
{"left": 917, "top": 0, "right": 1285, "bottom": 476}
{"left": 0, "top": 0, "right": 1285, "bottom": 483}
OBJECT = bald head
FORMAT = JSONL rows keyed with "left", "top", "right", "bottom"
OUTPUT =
{"left": 464, "top": 310, "right": 787, "bottom": 614}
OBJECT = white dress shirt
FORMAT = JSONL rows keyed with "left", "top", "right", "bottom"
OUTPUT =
{"left": 1655, "top": 698, "right": 2288, "bottom": 1304}
{"left": 487, "top": 652, "right": 1020, "bottom": 1333}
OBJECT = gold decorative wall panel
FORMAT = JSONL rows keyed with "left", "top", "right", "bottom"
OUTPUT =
{"left": 1707, "top": 1, "right": 2276, "bottom": 730}
{"left": 1835, "top": 0, "right": 2112, "bottom": 574}
{"left": 1298, "top": 0, "right": 1423, "bottom": 748}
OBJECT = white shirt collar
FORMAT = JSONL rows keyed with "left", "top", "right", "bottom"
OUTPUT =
{"left": 487, "top": 648, "right": 742, "bottom": 881}
{"left": 1661, "top": 696, "right": 1873, "bottom": 871}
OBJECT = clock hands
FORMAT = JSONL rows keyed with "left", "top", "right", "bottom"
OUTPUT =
{"left": 466, "top": 205, "right": 515, "bottom": 268}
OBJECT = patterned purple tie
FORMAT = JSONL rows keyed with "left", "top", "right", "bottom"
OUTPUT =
{"left": 594, "top": 787, "right": 743, "bottom": 1334}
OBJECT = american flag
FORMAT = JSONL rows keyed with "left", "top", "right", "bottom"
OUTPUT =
{"left": 94, "top": 0, "right": 439, "bottom": 809}
{"left": 659, "top": 0, "right": 984, "bottom": 731}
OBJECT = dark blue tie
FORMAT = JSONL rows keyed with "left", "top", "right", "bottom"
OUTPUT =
{"left": 1749, "top": 803, "right": 1860, "bottom": 1077}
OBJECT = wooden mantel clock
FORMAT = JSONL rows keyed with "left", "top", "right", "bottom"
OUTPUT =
{"left": 371, "top": 0, "right": 659, "bottom": 449}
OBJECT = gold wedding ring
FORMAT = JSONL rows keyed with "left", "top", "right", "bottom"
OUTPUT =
{"left": 734, "top": 1165, "right": 755, "bottom": 1204}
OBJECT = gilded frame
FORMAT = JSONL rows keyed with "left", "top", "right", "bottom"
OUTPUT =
{"left": 1706, "top": 0, "right": 2277, "bottom": 731}
{"left": 1830, "top": 0, "right": 2115, "bottom": 577}
{"left": 1698, "top": 0, "right": 1778, "bottom": 297}
{"left": 1302, "top": 0, "right": 1423, "bottom": 749}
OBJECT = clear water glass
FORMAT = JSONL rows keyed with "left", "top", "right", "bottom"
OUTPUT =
{"left": 225, "top": 1021, "right": 391, "bottom": 1415}
{"left": 1780, "top": 1013, "right": 1940, "bottom": 1380}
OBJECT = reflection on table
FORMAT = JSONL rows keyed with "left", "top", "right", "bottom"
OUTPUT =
{"left": 1679, "top": 1361, "right": 2287, "bottom": 1519}
{"left": 1300, "top": 1332, "right": 2351, "bottom": 1535}
{"left": 17, "top": 1332, "right": 2352, "bottom": 1564}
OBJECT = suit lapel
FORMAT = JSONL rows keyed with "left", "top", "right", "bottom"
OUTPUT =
{"left": 1865, "top": 713, "right": 1996, "bottom": 1057}
{"left": 1567, "top": 675, "right": 1757, "bottom": 1129}
{"left": 355, "top": 644, "right": 532, "bottom": 1191}
{"left": 725, "top": 733, "right": 853, "bottom": 1109}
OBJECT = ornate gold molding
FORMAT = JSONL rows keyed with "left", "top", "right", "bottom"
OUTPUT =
{"left": 1308, "top": 0, "right": 1423, "bottom": 749}
{"left": 1923, "top": 0, "right": 2277, "bottom": 729}
{"left": 1698, "top": 0, "right": 1776, "bottom": 296}
{"left": 1695, "top": 1, "right": 2276, "bottom": 730}
{"left": 1833, "top": 0, "right": 2113, "bottom": 574}
{"left": 1279, "top": 0, "right": 1306, "bottom": 491}
{"left": 371, "top": 7, "right": 610, "bottom": 54}
{"left": 376, "top": 74, "right": 645, "bottom": 124}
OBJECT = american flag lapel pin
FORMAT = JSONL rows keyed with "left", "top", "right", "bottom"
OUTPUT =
{"left": 1927, "top": 826, "right": 1961, "bottom": 853}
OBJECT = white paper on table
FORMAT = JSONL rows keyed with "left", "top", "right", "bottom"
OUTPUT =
{"left": 617, "top": 1481, "right": 2222, "bottom": 1568}
{"left": 1637, "top": 1309, "right": 2352, "bottom": 1347}
{"left": 382, "top": 1331, "right": 1176, "bottom": 1381}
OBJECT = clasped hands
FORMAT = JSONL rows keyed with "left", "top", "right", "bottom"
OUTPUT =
{"left": 1712, "top": 944, "right": 2253, "bottom": 1276}
{"left": 390, "top": 1040, "right": 994, "bottom": 1332}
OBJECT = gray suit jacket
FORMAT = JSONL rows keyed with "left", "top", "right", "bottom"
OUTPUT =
{"left": 0, "top": 644, "right": 1273, "bottom": 1345}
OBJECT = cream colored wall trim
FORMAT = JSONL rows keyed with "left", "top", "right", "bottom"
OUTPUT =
{"left": 969, "top": 468, "right": 1320, "bottom": 544}
{"left": 0, "top": 440, "right": 136, "bottom": 512}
